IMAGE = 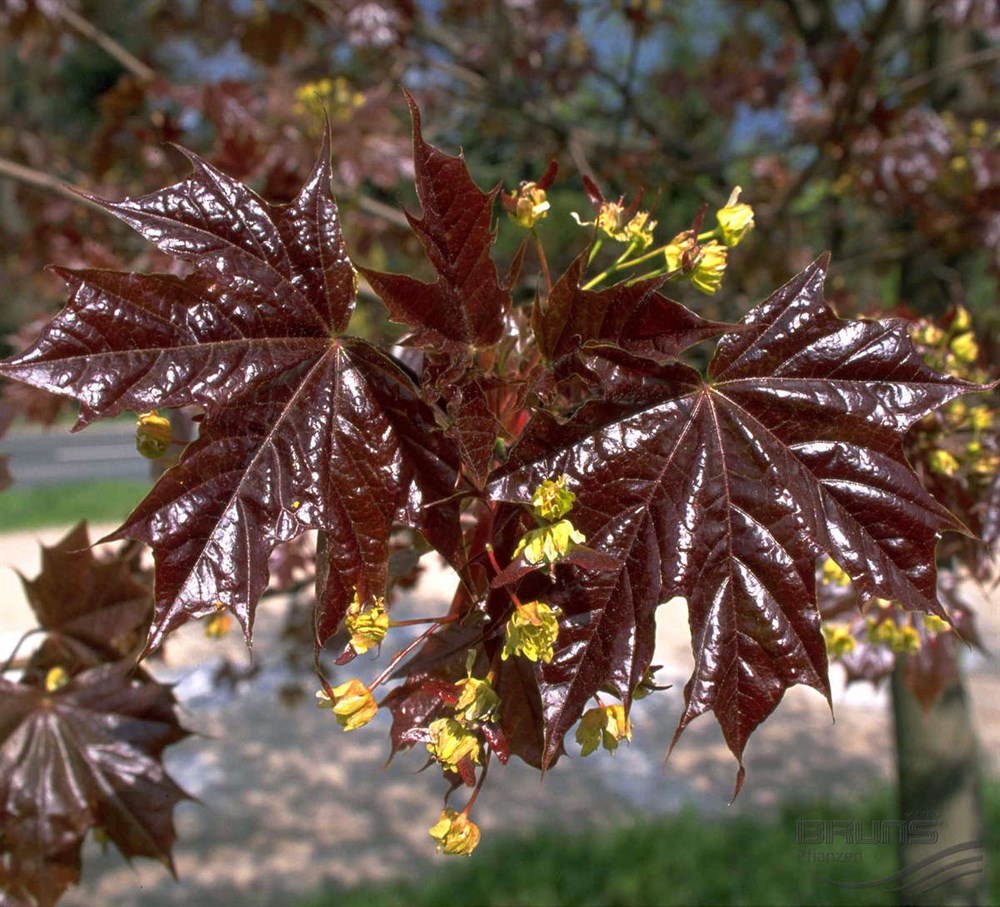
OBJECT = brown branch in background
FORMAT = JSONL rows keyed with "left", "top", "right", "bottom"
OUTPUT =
{"left": 57, "top": 5, "right": 157, "bottom": 83}
{"left": 0, "top": 156, "right": 104, "bottom": 211}
{"left": 896, "top": 44, "right": 1000, "bottom": 97}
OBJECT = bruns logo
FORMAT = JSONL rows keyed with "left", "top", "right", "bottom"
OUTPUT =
{"left": 795, "top": 819, "right": 939, "bottom": 846}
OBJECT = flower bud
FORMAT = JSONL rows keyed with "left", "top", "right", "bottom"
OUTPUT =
{"left": 204, "top": 611, "right": 233, "bottom": 639}
{"left": 136, "top": 411, "right": 172, "bottom": 459}
{"left": 505, "top": 182, "right": 551, "bottom": 229}
{"left": 45, "top": 666, "right": 70, "bottom": 693}
{"left": 716, "top": 187, "right": 755, "bottom": 246}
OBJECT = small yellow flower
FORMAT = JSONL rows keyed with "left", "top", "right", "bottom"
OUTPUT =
{"left": 204, "top": 611, "right": 233, "bottom": 639}
{"left": 664, "top": 231, "right": 700, "bottom": 274}
{"left": 622, "top": 210, "right": 657, "bottom": 251}
{"left": 573, "top": 202, "right": 654, "bottom": 246}
{"left": 576, "top": 704, "right": 632, "bottom": 756}
{"left": 429, "top": 808, "right": 481, "bottom": 856}
{"left": 968, "top": 406, "right": 993, "bottom": 432}
{"left": 691, "top": 241, "right": 728, "bottom": 295}
{"left": 427, "top": 717, "right": 481, "bottom": 770}
{"left": 950, "top": 332, "right": 979, "bottom": 364}
{"left": 45, "top": 666, "right": 70, "bottom": 693}
{"left": 345, "top": 590, "right": 389, "bottom": 655}
{"left": 514, "top": 519, "right": 585, "bottom": 566}
{"left": 715, "top": 187, "right": 755, "bottom": 246}
{"left": 135, "top": 411, "right": 172, "bottom": 459}
{"left": 822, "top": 624, "right": 857, "bottom": 657}
{"left": 531, "top": 475, "right": 577, "bottom": 521}
{"left": 820, "top": 557, "right": 852, "bottom": 587}
{"left": 866, "top": 618, "right": 896, "bottom": 646}
{"left": 501, "top": 600, "right": 560, "bottom": 663}
{"left": 951, "top": 306, "right": 972, "bottom": 332}
{"left": 894, "top": 625, "right": 921, "bottom": 654}
{"left": 912, "top": 322, "right": 945, "bottom": 347}
{"left": 922, "top": 614, "right": 951, "bottom": 635}
{"left": 927, "top": 449, "right": 960, "bottom": 477}
{"left": 316, "top": 679, "right": 378, "bottom": 730}
{"left": 507, "top": 183, "right": 551, "bottom": 229}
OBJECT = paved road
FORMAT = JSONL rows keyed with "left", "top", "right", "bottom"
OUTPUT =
{"left": 1, "top": 422, "right": 153, "bottom": 486}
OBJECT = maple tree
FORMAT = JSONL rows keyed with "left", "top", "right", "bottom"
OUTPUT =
{"left": 0, "top": 89, "right": 996, "bottom": 901}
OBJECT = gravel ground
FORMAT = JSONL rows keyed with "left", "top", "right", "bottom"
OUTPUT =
{"left": 1, "top": 526, "right": 997, "bottom": 907}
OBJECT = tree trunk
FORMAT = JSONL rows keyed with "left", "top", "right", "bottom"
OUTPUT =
{"left": 891, "top": 657, "right": 986, "bottom": 906}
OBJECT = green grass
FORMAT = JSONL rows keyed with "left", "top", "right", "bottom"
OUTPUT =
{"left": 303, "top": 784, "right": 1000, "bottom": 907}
{"left": 0, "top": 480, "right": 150, "bottom": 532}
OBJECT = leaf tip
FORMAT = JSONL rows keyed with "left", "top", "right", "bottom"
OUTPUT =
{"left": 728, "top": 763, "right": 746, "bottom": 805}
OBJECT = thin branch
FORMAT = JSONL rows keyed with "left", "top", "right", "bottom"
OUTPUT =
{"left": 0, "top": 156, "right": 103, "bottom": 211}
{"left": 57, "top": 5, "right": 156, "bottom": 83}
{"left": 896, "top": 44, "right": 1000, "bottom": 97}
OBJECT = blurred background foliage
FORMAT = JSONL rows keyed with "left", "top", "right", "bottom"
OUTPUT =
{"left": 1, "top": 0, "right": 998, "bottom": 359}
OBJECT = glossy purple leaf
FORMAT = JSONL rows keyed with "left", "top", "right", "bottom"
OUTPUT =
{"left": 0, "top": 136, "right": 459, "bottom": 654}
{"left": 0, "top": 665, "right": 190, "bottom": 907}
{"left": 360, "top": 91, "right": 508, "bottom": 352}
{"left": 491, "top": 255, "right": 987, "bottom": 773}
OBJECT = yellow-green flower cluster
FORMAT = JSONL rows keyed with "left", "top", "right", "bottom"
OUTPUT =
{"left": 531, "top": 475, "right": 576, "bottom": 521}
{"left": 501, "top": 600, "right": 560, "bottom": 663}
{"left": 316, "top": 678, "right": 378, "bottom": 730}
{"left": 690, "top": 241, "right": 728, "bottom": 295}
{"left": 820, "top": 557, "right": 852, "bottom": 587}
{"left": 822, "top": 624, "right": 857, "bottom": 658}
{"left": 345, "top": 590, "right": 389, "bottom": 655}
{"left": 576, "top": 703, "right": 632, "bottom": 756}
{"left": 573, "top": 201, "right": 656, "bottom": 248}
{"left": 294, "top": 76, "right": 364, "bottom": 122}
{"left": 515, "top": 476, "right": 586, "bottom": 568}
{"left": 910, "top": 308, "right": 998, "bottom": 481}
{"left": 922, "top": 614, "right": 951, "bottom": 635}
{"left": 426, "top": 717, "right": 482, "bottom": 771}
{"left": 866, "top": 618, "right": 920, "bottom": 654}
{"left": 429, "top": 808, "right": 481, "bottom": 856}
{"left": 514, "top": 520, "right": 586, "bottom": 566}
{"left": 454, "top": 672, "right": 500, "bottom": 723}
{"left": 663, "top": 233, "right": 728, "bottom": 296}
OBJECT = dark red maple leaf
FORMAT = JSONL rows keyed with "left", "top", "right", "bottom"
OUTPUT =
{"left": 360, "top": 90, "right": 509, "bottom": 356}
{"left": 16, "top": 522, "right": 152, "bottom": 674}
{"left": 532, "top": 250, "right": 734, "bottom": 364}
{"left": 491, "top": 255, "right": 989, "bottom": 781}
{"left": 0, "top": 665, "right": 190, "bottom": 907}
{"left": 0, "top": 129, "right": 460, "bottom": 655}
